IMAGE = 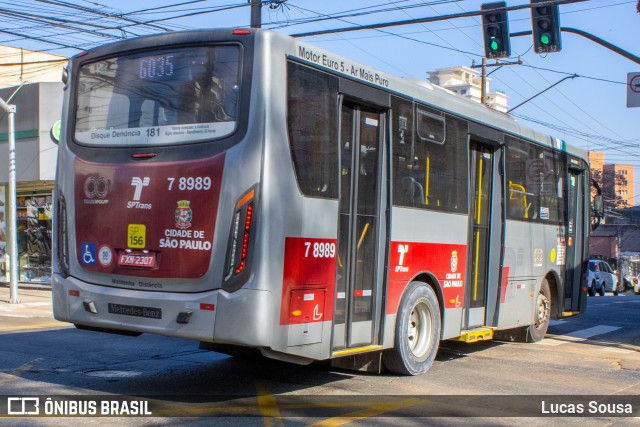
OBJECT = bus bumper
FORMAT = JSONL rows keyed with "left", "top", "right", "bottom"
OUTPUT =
{"left": 52, "top": 273, "right": 269, "bottom": 343}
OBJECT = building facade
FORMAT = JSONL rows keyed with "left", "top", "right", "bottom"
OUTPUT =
{"left": 603, "top": 164, "right": 635, "bottom": 208}
{"left": 589, "top": 151, "right": 635, "bottom": 210}
{"left": 427, "top": 66, "right": 509, "bottom": 113}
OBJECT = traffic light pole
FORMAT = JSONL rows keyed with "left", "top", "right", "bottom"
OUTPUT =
{"left": 250, "top": 0, "right": 261, "bottom": 28}
{"left": 510, "top": 28, "right": 640, "bottom": 65}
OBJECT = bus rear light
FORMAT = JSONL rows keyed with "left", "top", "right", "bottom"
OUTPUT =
{"left": 223, "top": 188, "right": 258, "bottom": 290}
{"left": 131, "top": 153, "right": 157, "bottom": 159}
{"left": 232, "top": 29, "right": 252, "bottom": 36}
{"left": 69, "top": 290, "right": 80, "bottom": 297}
{"left": 56, "top": 193, "right": 70, "bottom": 278}
{"left": 233, "top": 202, "right": 254, "bottom": 275}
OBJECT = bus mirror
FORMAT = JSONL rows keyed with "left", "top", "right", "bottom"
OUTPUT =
{"left": 50, "top": 119, "right": 61, "bottom": 144}
{"left": 593, "top": 194, "right": 603, "bottom": 218}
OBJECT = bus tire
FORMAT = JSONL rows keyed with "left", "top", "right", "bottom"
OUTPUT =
{"left": 525, "top": 279, "right": 551, "bottom": 343}
{"left": 382, "top": 281, "right": 440, "bottom": 375}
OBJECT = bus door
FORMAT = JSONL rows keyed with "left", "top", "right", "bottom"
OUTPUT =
{"left": 563, "top": 161, "right": 588, "bottom": 313}
{"left": 333, "top": 99, "right": 386, "bottom": 351}
{"left": 466, "top": 140, "right": 504, "bottom": 329}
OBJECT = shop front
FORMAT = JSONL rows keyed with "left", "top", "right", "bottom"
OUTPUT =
{"left": 0, "top": 82, "right": 62, "bottom": 286}
{"left": 0, "top": 184, "right": 54, "bottom": 284}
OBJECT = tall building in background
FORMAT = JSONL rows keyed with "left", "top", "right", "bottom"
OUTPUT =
{"left": 604, "top": 164, "right": 635, "bottom": 208}
{"left": 589, "top": 151, "right": 635, "bottom": 209}
{"left": 427, "top": 66, "right": 509, "bottom": 113}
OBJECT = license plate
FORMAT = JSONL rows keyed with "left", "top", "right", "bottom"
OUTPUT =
{"left": 108, "top": 303, "right": 161, "bottom": 319}
{"left": 118, "top": 251, "right": 156, "bottom": 268}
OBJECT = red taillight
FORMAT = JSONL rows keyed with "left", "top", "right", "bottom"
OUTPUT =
{"left": 233, "top": 202, "right": 254, "bottom": 275}
{"left": 132, "top": 153, "right": 156, "bottom": 159}
{"left": 56, "top": 193, "right": 70, "bottom": 277}
{"left": 225, "top": 189, "right": 256, "bottom": 282}
{"left": 200, "top": 303, "right": 215, "bottom": 311}
{"left": 232, "top": 29, "right": 252, "bottom": 36}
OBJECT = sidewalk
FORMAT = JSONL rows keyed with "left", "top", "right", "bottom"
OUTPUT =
{"left": 0, "top": 284, "right": 68, "bottom": 331}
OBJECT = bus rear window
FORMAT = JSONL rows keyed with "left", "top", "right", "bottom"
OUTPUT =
{"left": 75, "top": 45, "right": 241, "bottom": 146}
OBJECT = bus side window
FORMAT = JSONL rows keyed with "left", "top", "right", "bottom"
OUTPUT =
{"left": 391, "top": 96, "right": 420, "bottom": 208}
{"left": 286, "top": 61, "right": 339, "bottom": 199}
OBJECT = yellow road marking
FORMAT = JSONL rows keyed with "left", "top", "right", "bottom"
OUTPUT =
{"left": 0, "top": 357, "right": 44, "bottom": 386}
{"left": 305, "top": 398, "right": 423, "bottom": 427}
{"left": 139, "top": 398, "right": 427, "bottom": 418}
{"left": 0, "top": 322, "right": 69, "bottom": 332}
{"left": 257, "top": 382, "right": 284, "bottom": 427}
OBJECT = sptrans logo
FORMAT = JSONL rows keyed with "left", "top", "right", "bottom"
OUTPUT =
{"left": 128, "top": 177, "right": 152, "bottom": 209}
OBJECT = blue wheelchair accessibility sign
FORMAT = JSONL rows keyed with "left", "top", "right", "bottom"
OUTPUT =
{"left": 81, "top": 242, "right": 97, "bottom": 265}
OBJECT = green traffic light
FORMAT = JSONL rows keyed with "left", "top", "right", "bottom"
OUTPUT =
{"left": 539, "top": 33, "right": 550, "bottom": 46}
{"left": 490, "top": 40, "right": 499, "bottom": 51}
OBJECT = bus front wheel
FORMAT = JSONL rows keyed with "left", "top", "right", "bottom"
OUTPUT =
{"left": 382, "top": 281, "right": 441, "bottom": 375}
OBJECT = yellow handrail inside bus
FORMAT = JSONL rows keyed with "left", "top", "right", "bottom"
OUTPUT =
{"left": 357, "top": 223, "right": 370, "bottom": 250}
{"left": 476, "top": 157, "right": 483, "bottom": 225}
{"left": 425, "top": 155, "right": 430, "bottom": 206}
{"left": 508, "top": 181, "right": 531, "bottom": 219}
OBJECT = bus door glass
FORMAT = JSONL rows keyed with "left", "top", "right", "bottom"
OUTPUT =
{"left": 334, "top": 101, "right": 384, "bottom": 350}
{"left": 466, "top": 141, "right": 503, "bottom": 328}
{"left": 564, "top": 166, "right": 586, "bottom": 312}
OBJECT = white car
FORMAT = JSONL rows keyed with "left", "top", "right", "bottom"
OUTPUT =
{"left": 587, "top": 260, "right": 623, "bottom": 296}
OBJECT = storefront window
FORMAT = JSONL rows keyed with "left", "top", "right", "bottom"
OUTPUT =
{"left": 17, "top": 194, "right": 53, "bottom": 283}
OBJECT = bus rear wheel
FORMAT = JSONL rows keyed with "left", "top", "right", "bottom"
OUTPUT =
{"left": 383, "top": 281, "right": 440, "bottom": 375}
{"left": 525, "top": 279, "right": 551, "bottom": 343}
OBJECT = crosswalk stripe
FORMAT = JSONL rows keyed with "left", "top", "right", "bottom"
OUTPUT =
{"left": 537, "top": 325, "right": 620, "bottom": 346}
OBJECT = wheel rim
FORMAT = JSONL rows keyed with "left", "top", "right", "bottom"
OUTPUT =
{"left": 535, "top": 291, "right": 550, "bottom": 329}
{"left": 407, "top": 300, "right": 431, "bottom": 357}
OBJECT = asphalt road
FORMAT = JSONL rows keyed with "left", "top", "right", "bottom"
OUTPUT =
{"left": 0, "top": 288, "right": 639, "bottom": 426}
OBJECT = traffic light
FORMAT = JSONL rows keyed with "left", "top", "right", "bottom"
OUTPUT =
{"left": 481, "top": 2, "right": 511, "bottom": 59}
{"left": 531, "top": 0, "right": 562, "bottom": 53}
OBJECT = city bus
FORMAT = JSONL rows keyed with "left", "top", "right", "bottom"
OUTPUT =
{"left": 52, "top": 28, "right": 590, "bottom": 375}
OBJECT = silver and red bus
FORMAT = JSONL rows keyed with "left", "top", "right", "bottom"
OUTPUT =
{"left": 53, "top": 29, "right": 589, "bottom": 375}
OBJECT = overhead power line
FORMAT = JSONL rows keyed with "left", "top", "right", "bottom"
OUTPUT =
{"left": 292, "top": 0, "right": 589, "bottom": 38}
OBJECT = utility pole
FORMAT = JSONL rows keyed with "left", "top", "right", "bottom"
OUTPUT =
{"left": 472, "top": 57, "right": 521, "bottom": 107}
{"left": 0, "top": 96, "right": 18, "bottom": 303}
{"left": 250, "top": 0, "right": 261, "bottom": 29}
{"left": 480, "top": 57, "right": 487, "bottom": 105}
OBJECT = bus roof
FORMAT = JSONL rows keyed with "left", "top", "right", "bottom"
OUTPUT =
{"left": 277, "top": 30, "right": 587, "bottom": 160}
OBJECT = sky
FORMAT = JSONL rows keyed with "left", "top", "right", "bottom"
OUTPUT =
{"left": 1, "top": 0, "right": 638, "bottom": 198}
